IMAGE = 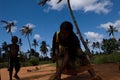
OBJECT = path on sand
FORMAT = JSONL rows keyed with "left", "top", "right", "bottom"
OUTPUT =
{"left": 1, "top": 63, "right": 120, "bottom": 80}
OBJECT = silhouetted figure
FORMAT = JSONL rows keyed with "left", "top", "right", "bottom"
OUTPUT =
{"left": 7, "top": 36, "right": 20, "bottom": 80}
{"left": 50, "top": 21, "right": 102, "bottom": 80}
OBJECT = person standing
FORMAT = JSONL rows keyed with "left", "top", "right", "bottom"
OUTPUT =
{"left": 8, "top": 36, "right": 20, "bottom": 80}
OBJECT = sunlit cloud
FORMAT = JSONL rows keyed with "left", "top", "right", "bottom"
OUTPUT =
{"left": 11, "top": 27, "right": 17, "bottom": 33}
{"left": 25, "top": 23, "right": 36, "bottom": 28}
{"left": 45, "top": 0, "right": 112, "bottom": 14}
{"left": 34, "top": 34, "right": 41, "bottom": 41}
{"left": 98, "top": 20, "right": 120, "bottom": 32}
{"left": 84, "top": 31, "right": 104, "bottom": 42}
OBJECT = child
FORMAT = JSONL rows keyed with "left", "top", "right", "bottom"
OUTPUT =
{"left": 8, "top": 36, "right": 20, "bottom": 80}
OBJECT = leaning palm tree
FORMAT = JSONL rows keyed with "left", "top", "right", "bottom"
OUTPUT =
{"left": 20, "top": 25, "right": 32, "bottom": 51}
{"left": 38, "top": 0, "right": 92, "bottom": 58}
{"left": 107, "top": 25, "right": 118, "bottom": 38}
{"left": 0, "top": 20, "right": 16, "bottom": 37}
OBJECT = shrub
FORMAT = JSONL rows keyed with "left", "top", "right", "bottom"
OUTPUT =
{"left": 29, "top": 57, "right": 39, "bottom": 66}
{"left": 91, "top": 53, "right": 120, "bottom": 64}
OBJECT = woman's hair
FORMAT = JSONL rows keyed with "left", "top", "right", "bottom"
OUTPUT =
{"left": 60, "top": 21, "right": 73, "bottom": 31}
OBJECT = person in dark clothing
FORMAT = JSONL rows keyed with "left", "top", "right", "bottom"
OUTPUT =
{"left": 8, "top": 36, "right": 20, "bottom": 80}
{"left": 50, "top": 21, "right": 102, "bottom": 80}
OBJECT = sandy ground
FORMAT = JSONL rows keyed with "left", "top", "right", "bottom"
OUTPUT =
{"left": 1, "top": 63, "right": 120, "bottom": 80}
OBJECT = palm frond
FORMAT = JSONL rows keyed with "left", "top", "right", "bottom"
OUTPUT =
{"left": 57, "top": 0, "right": 62, "bottom": 4}
{"left": 38, "top": 0, "right": 50, "bottom": 6}
{"left": 0, "top": 20, "right": 8, "bottom": 24}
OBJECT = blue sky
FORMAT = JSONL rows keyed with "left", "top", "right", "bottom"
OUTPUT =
{"left": 0, "top": 0, "right": 120, "bottom": 56}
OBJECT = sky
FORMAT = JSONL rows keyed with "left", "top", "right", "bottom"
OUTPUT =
{"left": 0, "top": 0, "right": 120, "bottom": 56}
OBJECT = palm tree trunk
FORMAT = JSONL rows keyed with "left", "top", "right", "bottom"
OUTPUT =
{"left": 10, "top": 32, "right": 13, "bottom": 38}
{"left": 67, "top": 0, "right": 92, "bottom": 59}
{"left": 27, "top": 36, "right": 31, "bottom": 50}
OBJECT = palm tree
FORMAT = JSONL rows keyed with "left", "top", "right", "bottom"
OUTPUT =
{"left": 32, "top": 39, "right": 39, "bottom": 51}
{"left": 0, "top": 20, "right": 16, "bottom": 37}
{"left": 40, "top": 41, "right": 48, "bottom": 58}
{"left": 118, "top": 38, "right": 120, "bottom": 50}
{"left": 86, "top": 39, "right": 90, "bottom": 46}
{"left": 18, "top": 38, "right": 23, "bottom": 54}
{"left": 2, "top": 41, "right": 8, "bottom": 54}
{"left": 107, "top": 25, "right": 118, "bottom": 38}
{"left": 95, "top": 41, "right": 101, "bottom": 53}
{"left": 92, "top": 42, "right": 96, "bottom": 53}
{"left": 38, "top": 0, "right": 92, "bottom": 58}
{"left": 20, "top": 25, "right": 33, "bottom": 50}
{"left": 92, "top": 41, "right": 101, "bottom": 54}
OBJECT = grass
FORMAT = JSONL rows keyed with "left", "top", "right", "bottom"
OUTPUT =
{"left": 1, "top": 52, "right": 120, "bottom": 68}
{"left": 91, "top": 52, "right": 120, "bottom": 64}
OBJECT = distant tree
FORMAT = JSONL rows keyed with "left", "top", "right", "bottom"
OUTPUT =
{"left": 20, "top": 25, "right": 33, "bottom": 51}
{"left": 92, "top": 42, "right": 96, "bottom": 53}
{"left": 101, "top": 38, "right": 119, "bottom": 54}
{"left": 2, "top": 41, "right": 8, "bottom": 53}
{"left": 32, "top": 39, "right": 39, "bottom": 51}
{"left": 96, "top": 41, "right": 101, "bottom": 52}
{"left": 117, "top": 38, "right": 120, "bottom": 50}
{"left": 0, "top": 20, "right": 16, "bottom": 37}
{"left": 40, "top": 41, "right": 48, "bottom": 58}
{"left": 91, "top": 41, "right": 101, "bottom": 54}
{"left": 30, "top": 48, "right": 39, "bottom": 58}
{"left": 18, "top": 38, "right": 22, "bottom": 53}
{"left": 85, "top": 39, "right": 90, "bottom": 46}
{"left": 0, "top": 47, "right": 2, "bottom": 60}
{"left": 107, "top": 25, "right": 118, "bottom": 38}
{"left": 1, "top": 41, "right": 9, "bottom": 62}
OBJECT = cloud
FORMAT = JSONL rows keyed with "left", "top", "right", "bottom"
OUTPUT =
{"left": 34, "top": 34, "right": 41, "bottom": 41}
{"left": 84, "top": 31, "right": 104, "bottom": 42}
{"left": 47, "top": 0, "right": 67, "bottom": 11}
{"left": 98, "top": 20, "right": 120, "bottom": 32}
{"left": 11, "top": 27, "right": 17, "bottom": 33}
{"left": 45, "top": 0, "right": 112, "bottom": 14}
{"left": 25, "top": 23, "right": 36, "bottom": 29}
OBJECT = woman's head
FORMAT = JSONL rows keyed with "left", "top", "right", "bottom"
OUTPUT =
{"left": 60, "top": 21, "right": 73, "bottom": 32}
{"left": 60, "top": 21, "right": 73, "bottom": 40}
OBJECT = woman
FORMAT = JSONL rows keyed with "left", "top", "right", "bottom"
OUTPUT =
{"left": 50, "top": 21, "right": 102, "bottom": 80}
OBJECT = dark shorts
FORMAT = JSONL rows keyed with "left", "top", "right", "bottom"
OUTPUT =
{"left": 8, "top": 57, "right": 20, "bottom": 72}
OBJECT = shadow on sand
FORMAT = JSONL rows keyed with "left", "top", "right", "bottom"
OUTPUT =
{"left": 21, "top": 73, "right": 52, "bottom": 80}
{"left": 20, "top": 72, "right": 91, "bottom": 80}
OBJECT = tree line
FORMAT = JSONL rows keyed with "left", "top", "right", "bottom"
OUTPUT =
{"left": 0, "top": 20, "right": 50, "bottom": 63}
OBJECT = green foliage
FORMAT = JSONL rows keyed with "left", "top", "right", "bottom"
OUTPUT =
{"left": 29, "top": 57, "right": 40, "bottom": 66}
{"left": 92, "top": 53, "right": 120, "bottom": 64}
{"left": 39, "top": 60, "right": 52, "bottom": 65}
{"left": 20, "top": 61, "right": 31, "bottom": 67}
{"left": 101, "top": 38, "right": 119, "bottom": 53}
{"left": 0, "top": 62, "right": 8, "bottom": 68}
